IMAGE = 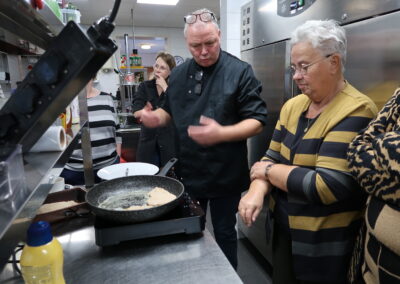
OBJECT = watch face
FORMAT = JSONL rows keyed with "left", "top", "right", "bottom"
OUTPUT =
{"left": 174, "top": 56, "right": 184, "bottom": 66}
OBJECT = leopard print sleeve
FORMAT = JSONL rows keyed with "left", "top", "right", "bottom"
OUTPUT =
{"left": 347, "top": 88, "right": 400, "bottom": 206}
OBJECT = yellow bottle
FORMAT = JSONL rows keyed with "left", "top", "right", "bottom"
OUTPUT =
{"left": 20, "top": 221, "right": 65, "bottom": 284}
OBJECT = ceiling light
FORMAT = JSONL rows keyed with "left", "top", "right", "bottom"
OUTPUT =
{"left": 137, "top": 0, "right": 179, "bottom": 5}
{"left": 141, "top": 44, "right": 151, "bottom": 50}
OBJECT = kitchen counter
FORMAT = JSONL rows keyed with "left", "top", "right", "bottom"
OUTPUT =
{"left": 1, "top": 217, "right": 242, "bottom": 284}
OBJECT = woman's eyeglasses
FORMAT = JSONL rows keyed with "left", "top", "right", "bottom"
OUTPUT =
{"left": 153, "top": 64, "right": 168, "bottom": 72}
{"left": 184, "top": 12, "right": 215, "bottom": 24}
{"left": 194, "top": 70, "right": 203, "bottom": 95}
{"left": 290, "top": 54, "right": 333, "bottom": 76}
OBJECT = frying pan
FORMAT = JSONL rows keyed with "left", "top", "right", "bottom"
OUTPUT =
{"left": 86, "top": 158, "right": 183, "bottom": 223}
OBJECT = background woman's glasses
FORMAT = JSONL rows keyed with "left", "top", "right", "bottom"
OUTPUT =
{"left": 153, "top": 64, "right": 168, "bottom": 71}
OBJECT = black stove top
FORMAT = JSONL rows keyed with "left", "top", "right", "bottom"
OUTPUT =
{"left": 94, "top": 193, "right": 205, "bottom": 246}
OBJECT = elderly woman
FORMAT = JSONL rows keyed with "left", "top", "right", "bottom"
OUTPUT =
{"left": 239, "top": 20, "right": 378, "bottom": 283}
{"left": 347, "top": 87, "right": 400, "bottom": 284}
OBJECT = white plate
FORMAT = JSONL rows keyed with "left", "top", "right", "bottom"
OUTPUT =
{"left": 97, "top": 162, "right": 159, "bottom": 180}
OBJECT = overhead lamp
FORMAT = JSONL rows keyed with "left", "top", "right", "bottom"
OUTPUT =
{"left": 259, "top": 1, "right": 277, "bottom": 12}
{"left": 137, "top": 0, "right": 179, "bottom": 5}
{"left": 141, "top": 44, "right": 151, "bottom": 50}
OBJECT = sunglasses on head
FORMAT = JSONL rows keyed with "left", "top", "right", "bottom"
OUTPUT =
{"left": 184, "top": 12, "right": 215, "bottom": 24}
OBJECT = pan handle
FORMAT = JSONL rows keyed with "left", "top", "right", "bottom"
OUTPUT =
{"left": 157, "top": 158, "right": 178, "bottom": 177}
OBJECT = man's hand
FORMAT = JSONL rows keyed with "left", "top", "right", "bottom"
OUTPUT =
{"left": 139, "top": 102, "right": 161, "bottom": 128}
{"left": 187, "top": 115, "right": 223, "bottom": 146}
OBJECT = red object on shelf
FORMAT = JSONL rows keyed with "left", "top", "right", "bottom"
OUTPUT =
{"left": 31, "top": 0, "right": 44, "bottom": 9}
{"left": 119, "top": 156, "right": 127, "bottom": 163}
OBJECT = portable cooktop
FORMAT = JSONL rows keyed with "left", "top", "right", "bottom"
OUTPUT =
{"left": 94, "top": 193, "right": 205, "bottom": 246}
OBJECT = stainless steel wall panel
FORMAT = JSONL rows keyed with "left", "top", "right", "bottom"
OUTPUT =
{"left": 249, "top": 0, "right": 400, "bottom": 49}
{"left": 245, "top": 41, "right": 289, "bottom": 166}
{"left": 240, "top": 41, "right": 289, "bottom": 263}
{"left": 345, "top": 11, "right": 400, "bottom": 109}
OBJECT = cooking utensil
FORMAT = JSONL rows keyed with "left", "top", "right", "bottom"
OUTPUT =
{"left": 86, "top": 158, "right": 183, "bottom": 223}
{"left": 97, "top": 162, "right": 159, "bottom": 180}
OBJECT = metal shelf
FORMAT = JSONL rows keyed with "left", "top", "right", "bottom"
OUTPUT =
{"left": 0, "top": 122, "right": 86, "bottom": 271}
{"left": 118, "top": 82, "right": 140, "bottom": 86}
{"left": 120, "top": 67, "right": 146, "bottom": 71}
{"left": 0, "top": 0, "right": 63, "bottom": 49}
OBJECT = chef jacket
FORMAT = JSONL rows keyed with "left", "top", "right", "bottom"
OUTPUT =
{"left": 163, "top": 50, "right": 267, "bottom": 198}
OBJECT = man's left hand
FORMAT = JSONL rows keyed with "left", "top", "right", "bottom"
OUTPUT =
{"left": 187, "top": 115, "right": 223, "bottom": 146}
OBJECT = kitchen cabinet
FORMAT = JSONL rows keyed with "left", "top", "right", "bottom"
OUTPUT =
{"left": 0, "top": 0, "right": 93, "bottom": 273}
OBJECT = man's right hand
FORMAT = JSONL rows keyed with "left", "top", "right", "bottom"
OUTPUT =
{"left": 138, "top": 102, "right": 158, "bottom": 127}
{"left": 139, "top": 102, "right": 170, "bottom": 128}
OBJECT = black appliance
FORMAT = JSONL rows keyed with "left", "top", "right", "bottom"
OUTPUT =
{"left": 94, "top": 193, "right": 205, "bottom": 246}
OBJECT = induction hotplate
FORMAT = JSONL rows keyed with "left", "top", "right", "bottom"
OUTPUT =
{"left": 94, "top": 193, "right": 205, "bottom": 246}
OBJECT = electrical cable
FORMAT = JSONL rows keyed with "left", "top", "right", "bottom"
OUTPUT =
{"left": 108, "top": 0, "right": 122, "bottom": 23}
{"left": 7, "top": 244, "right": 24, "bottom": 276}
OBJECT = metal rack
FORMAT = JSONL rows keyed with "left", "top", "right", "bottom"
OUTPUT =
{"left": 0, "top": 0, "right": 63, "bottom": 50}
{"left": 0, "top": 0, "right": 92, "bottom": 272}
{"left": 117, "top": 67, "right": 147, "bottom": 126}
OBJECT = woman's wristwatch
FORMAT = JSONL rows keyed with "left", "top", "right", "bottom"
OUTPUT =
{"left": 264, "top": 163, "right": 275, "bottom": 178}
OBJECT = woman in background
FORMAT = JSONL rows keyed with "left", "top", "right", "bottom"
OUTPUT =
{"left": 347, "top": 87, "right": 400, "bottom": 284}
{"left": 61, "top": 77, "right": 121, "bottom": 185}
{"left": 132, "top": 52, "right": 176, "bottom": 167}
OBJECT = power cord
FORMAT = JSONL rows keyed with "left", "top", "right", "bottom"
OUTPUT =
{"left": 7, "top": 243, "right": 24, "bottom": 276}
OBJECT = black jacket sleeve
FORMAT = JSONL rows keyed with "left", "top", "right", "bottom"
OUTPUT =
{"left": 131, "top": 82, "right": 147, "bottom": 113}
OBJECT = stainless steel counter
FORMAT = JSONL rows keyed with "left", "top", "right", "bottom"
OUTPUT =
{"left": 1, "top": 218, "right": 242, "bottom": 284}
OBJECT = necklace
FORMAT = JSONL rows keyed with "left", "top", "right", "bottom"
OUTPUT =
{"left": 304, "top": 118, "right": 311, "bottom": 133}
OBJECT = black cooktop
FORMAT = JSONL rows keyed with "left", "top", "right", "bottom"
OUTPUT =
{"left": 94, "top": 193, "right": 205, "bottom": 246}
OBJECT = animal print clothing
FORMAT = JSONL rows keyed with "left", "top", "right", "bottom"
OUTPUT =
{"left": 347, "top": 87, "right": 400, "bottom": 284}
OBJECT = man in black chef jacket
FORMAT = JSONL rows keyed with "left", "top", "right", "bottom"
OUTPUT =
{"left": 138, "top": 8, "right": 267, "bottom": 269}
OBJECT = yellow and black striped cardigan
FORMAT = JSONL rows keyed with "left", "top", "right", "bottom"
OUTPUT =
{"left": 263, "top": 83, "right": 378, "bottom": 282}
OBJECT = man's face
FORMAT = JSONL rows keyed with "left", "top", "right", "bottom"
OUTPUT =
{"left": 186, "top": 22, "right": 221, "bottom": 67}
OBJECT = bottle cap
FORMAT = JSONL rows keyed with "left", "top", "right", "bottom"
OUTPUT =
{"left": 26, "top": 221, "right": 53, "bottom": 246}
{"left": 133, "top": 49, "right": 138, "bottom": 54}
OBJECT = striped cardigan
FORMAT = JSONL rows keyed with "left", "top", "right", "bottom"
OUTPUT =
{"left": 347, "top": 88, "right": 400, "bottom": 284}
{"left": 263, "top": 83, "right": 378, "bottom": 282}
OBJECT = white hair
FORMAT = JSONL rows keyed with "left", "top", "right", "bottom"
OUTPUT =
{"left": 290, "top": 19, "right": 347, "bottom": 72}
{"left": 183, "top": 8, "right": 219, "bottom": 37}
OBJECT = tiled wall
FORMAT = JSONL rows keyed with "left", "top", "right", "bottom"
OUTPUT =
{"left": 220, "top": 0, "right": 249, "bottom": 58}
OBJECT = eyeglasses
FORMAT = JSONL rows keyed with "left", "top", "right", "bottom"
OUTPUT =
{"left": 184, "top": 12, "right": 215, "bottom": 24}
{"left": 194, "top": 70, "right": 203, "bottom": 95}
{"left": 290, "top": 54, "right": 333, "bottom": 76}
{"left": 153, "top": 63, "right": 169, "bottom": 72}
